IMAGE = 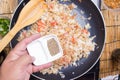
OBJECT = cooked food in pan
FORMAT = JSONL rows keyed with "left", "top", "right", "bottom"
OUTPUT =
{"left": 18, "top": 0, "right": 96, "bottom": 74}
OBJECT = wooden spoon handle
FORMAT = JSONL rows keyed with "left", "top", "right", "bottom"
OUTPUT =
{"left": 0, "top": 24, "right": 19, "bottom": 52}
{"left": 0, "top": 0, "right": 46, "bottom": 53}
{"left": 17, "top": 0, "right": 44, "bottom": 24}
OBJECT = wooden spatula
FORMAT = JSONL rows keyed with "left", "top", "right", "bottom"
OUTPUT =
{"left": 0, "top": 0, "right": 47, "bottom": 52}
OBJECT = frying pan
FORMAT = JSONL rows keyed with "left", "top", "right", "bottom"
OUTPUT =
{"left": 10, "top": 0, "right": 105, "bottom": 80}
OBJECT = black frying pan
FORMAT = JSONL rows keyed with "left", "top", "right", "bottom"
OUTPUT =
{"left": 10, "top": 0, "right": 105, "bottom": 80}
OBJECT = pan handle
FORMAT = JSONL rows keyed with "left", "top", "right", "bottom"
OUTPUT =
{"left": 91, "top": 0, "right": 101, "bottom": 9}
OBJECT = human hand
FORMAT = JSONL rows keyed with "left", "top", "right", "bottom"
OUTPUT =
{"left": 0, "top": 34, "right": 52, "bottom": 80}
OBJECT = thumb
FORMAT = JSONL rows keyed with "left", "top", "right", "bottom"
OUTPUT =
{"left": 16, "top": 54, "right": 35, "bottom": 67}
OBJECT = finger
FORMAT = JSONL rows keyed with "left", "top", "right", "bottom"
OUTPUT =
{"left": 5, "top": 49, "right": 30, "bottom": 62}
{"left": 25, "top": 73, "right": 30, "bottom": 80}
{"left": 14, "top": 34, "right": 40, "bottom": 51}
{"left": 8, "top": 49, "right": 28, "bottom": 59}
{"left": 6, "top": 34, "right": 40, "bottom": 62}
{"left": 16, "top": 54, "right": 35, "bottom": 67}
{"left": 32, "top": 63, "right": 52, "bottom": 73}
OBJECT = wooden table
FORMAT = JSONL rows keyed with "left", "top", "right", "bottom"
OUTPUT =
{"left": 99, "top": 3, "right": 120, "bottom": 78}
{"left": 0, "top": 0, "right": 120, "bottom": 78}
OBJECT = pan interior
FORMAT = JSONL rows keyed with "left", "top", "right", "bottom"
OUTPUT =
{"left": 10, "top": 0, "right": 105, "bottom": 79}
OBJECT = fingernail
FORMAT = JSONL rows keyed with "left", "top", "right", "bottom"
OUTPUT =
{"left": 32, "top": 56, "right": 36, "bottom": 61}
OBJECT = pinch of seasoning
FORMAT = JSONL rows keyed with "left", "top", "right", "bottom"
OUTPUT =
{"left": 47, "top": 38, "right": 60, "bottom": 56}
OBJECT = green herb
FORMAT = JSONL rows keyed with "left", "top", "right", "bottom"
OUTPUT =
{"left": 0, "top": 18, "right": 10, "bottom": 36}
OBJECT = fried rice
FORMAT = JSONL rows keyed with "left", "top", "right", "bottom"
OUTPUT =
{"left": 18, "top": 0, "right": 96, "bottom": 74}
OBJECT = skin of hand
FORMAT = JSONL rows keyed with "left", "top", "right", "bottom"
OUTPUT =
{"left": 0, "top": 34, "right": 52, "bottom": 80}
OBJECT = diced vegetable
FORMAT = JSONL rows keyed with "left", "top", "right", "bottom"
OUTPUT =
{"left": 81, "top": 29, "right": 89, "bottom": 34}
{"left": 37, "top": 20, "right": 45, "bottom": 27}
{"left": 36, "top": 20, "right": 45, "bottom": 32}
{"left": 50, "top": 21, "right": 58, "bottom": 27}
{"left": 0, "top": 18, "right": 10, "bottom": 36}
{"left": 37, "top": 26, "right": 41, "bottom": 32}
{"left": 71, "top": 36, "right": 76, "bottom": 44}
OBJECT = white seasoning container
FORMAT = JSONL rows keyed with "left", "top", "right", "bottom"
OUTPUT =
{"left": 27, "top": 34, "right": 63, "bottom": 66}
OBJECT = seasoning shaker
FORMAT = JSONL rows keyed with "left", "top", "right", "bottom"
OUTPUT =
{"left": 27, "top": 34, "right": 63, "bottom": 66}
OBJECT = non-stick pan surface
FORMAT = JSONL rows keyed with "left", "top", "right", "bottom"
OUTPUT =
{"left": 10, "top": 0, "right": 105, "bottom": 80}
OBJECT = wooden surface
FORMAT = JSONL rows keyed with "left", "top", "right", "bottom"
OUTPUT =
{"left": 0, "top": 0, "right": 120, "bottom": 78}
{"left": 99, "top": 2, "right": 120, "bottom": 78}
